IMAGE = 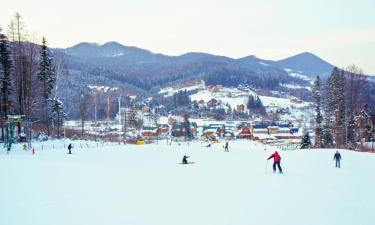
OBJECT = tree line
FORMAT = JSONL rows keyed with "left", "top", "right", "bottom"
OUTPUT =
{"left": 312, "top": 65, "right": 375, "bottom": 149}
{"left": 0, "top": 13, "right": 65, "bottom": 138}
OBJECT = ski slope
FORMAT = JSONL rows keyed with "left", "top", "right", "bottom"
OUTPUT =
{"left": 0, "top": 140, "right": 374, "bottom": 225}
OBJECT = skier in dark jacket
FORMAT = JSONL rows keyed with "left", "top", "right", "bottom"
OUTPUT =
{"left": 267, "top": 151, "right": 283, "bottom": 173}
{"left": 333, "top": 151, "right": 341, "bottom": 168}
{"left": 182, "top": 155, "right": 189, "bottom": 164}
{"left": 224, "top": 141, "right": 229, "bottom": 152}
{"left": 68, "top": 143, "right": 73, "bottom": 154}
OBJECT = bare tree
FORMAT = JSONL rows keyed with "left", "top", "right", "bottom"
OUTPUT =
{"left": 78, "top": 90, "right": 89, "bottom": 138}
{"left": 7, "top": 12, "right": 28, "bottom": 116}
{"left": 345, "top": 64, "right": 367, "bottom": 144}
{"left": 51, "top": 51, "right": 67, "bottom": 136}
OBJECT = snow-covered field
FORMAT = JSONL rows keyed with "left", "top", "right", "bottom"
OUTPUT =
{"left": 1, "top": 140, "right": 374, "bottom": 225}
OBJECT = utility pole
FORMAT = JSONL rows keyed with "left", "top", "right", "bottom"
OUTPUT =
{"left": 118, "top": 96, "right": 122, "bottom": 141}
{"left": 118, "top": 96, "right": 121, "bottom": 126}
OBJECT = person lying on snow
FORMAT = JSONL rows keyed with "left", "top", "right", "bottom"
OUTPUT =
{"left": 182, "top": 155, "right": 190, "bottom": 164}
{"left": 267, "top": 151, "right": 283, "bottom": 174}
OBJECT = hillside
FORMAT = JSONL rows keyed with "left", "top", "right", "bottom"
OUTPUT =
{"left": 52, "top": 41, "right": 342, "bottom": 119}
{"left": 58, "top": 42, "right": 333, "bottom": 94}
{"left": 1, "top": 140, "right": 374, "bottom": 225}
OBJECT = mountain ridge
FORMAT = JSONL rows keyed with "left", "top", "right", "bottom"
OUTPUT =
{"left": 65, "top": 41, "right": 334, "bottom": 77}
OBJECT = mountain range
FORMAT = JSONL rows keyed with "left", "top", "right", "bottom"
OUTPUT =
{"left": 57, "top": 41, "right": 334, "bottom": 95}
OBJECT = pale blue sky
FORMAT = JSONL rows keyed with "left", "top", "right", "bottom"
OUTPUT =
{"left": 1, "top": 0, "right": 375, "bottom": 74}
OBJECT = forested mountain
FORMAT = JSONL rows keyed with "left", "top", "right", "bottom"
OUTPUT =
{"left": 57, "top": 42, "right": 333, "bottom": 94}
{"left": 276, "top": 52, "right": 334, "bottom": 77}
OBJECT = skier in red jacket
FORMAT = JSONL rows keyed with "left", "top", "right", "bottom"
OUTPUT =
{"left": 267, "top": 151, "right": 283, "bottom": 173}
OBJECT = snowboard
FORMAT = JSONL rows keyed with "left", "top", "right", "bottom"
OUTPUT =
{"left": 179, "top": 162, "right": 196, "bottom": 165}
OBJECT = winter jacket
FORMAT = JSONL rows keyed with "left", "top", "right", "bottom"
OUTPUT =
{"left": 333, "top": 152, "right": 341, "bottom": 161}
{"left": 268, "top": 151, "right": 281, "bottom": 162}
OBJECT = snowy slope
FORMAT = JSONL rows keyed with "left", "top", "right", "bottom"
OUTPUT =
{"left": 1, "top": 140, "right": 374, "bottom": 225}
{"left": 190, "top": 87, "right": 311, "bottom": 110}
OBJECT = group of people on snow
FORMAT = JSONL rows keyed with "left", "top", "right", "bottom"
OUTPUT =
{"left": 66, "top": 141, "right": 343, "bottom": 171}
{"left": 181, "top": 144, "right": 343, "bottom": 173}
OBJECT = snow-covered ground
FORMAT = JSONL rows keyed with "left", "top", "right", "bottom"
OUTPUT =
{"left": 1, "top": 140, "right": 374, "bottom": 225}
{"left": 159, "top": 80, "right": 206, "bottom": 97}
{"left": 284, "top": 68, "right": 314, "bottom": 85}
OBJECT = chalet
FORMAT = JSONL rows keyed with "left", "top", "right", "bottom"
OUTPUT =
{"left": 141, "top": 127, "right": 160, "bottom": 139}
{"left": 272, "top": 129, "right": 302, "bottom": 140}
{"left": 224, "top": 121, "right": 238, "bottom": 131}
{"left": 209, "top": 85, "right": 221, "bottom": 92}
{"left": 236, "top": 104, "right": 245, "bottom": 113}
{"left": 171, "top": 123, "right": 185, "bottom": 137}
{"left": 157, "top": 124, "right": 169, "bottom": 134}
{"left": 251, "top": 125, "right": 270, "bottom": 140}
{"left": 201, "top": 128, "right": 219, "bottom": 139}
{"left": 268, "top": 126, "right": 279, "bottom": 134}
{"left": 171, "top": 123, "right": 196, "bottom": 138}
{"left": 207, "top": 99, "right": 218, "bottom": 108}
{"left": 290, "top": 98, "right": 303, "bottom": 104}
{"left": 202, "top": 124, "right": 225, "bottom": 137}
{"left": 224, "top": 130, "right": 235, "bottom": 138}
{"left": 237, "top": 126, "right": 252, "bottom": 139}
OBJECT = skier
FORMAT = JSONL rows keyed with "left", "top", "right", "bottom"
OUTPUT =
{"left": 182, "top": 155, "right": 190, "bottom": 164}
{"left": 333, "top": 151, "right": 341, "bottom": 168}
{"left": 224, "top": 141, "right": 229, "bottom": 152}
{"left": 267, "top": 151, "right": 283, "bottom": 173}
{"left": 68, "top": 143, "right": 73, "bottom": 154}
{"left": 206, "top": 143, "right": 211, "bottom": 148}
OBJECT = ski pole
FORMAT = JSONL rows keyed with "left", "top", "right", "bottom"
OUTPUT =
{"left": 265, "top": 160, "right": 269, "bottom": 174}
{"left": 281, "top": 161, "right": 287, "bottom": 173}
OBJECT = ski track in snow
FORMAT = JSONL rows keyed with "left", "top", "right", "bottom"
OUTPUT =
{"left": 0, "top": 140, "right": 374, "bottom": 225}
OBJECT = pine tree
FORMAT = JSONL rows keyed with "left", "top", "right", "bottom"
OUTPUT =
{"left": 247, "top": 95, "right": 255, "bottom": 111}
{"left": 301, "top": 132, "right": 312, "bottom": 149}
{"left": 322, "top": 74, "right": 334, "bottom": 147}
{"left": 226, "top": 104, "right": 232, "bottom": 115}
{"left": 255, "top": 96, "right": 266, "bottom": 115}
{"left": 247, "top": 95, "right": 266, "bottom": 115}
{"left": 330, "top": 68, "right": 346, "bottom": 146}
{"left": 0, "top": 27, "right": 12, "bottom": 117}
{"left": 183, "top": 112, "right": 192, "bottom": 140}
{"left": 312, "top": 75, "right": 323, "bottom": 148}
{"left": 49, "top": 98, "right": 66, "bottom": 138}
{"left": 37, "top": 37, "right": 56, "bottom": 134}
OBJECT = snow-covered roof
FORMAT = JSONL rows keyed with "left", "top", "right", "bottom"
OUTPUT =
{"left": 254, "top": 134, "right": 276, "bottom": 140}
{"left": 253, "top": 128, "right": 268, "bottom": 133}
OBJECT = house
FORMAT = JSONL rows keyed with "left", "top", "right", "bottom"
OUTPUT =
{"left": 268, "top": 126, "right": 279, "bottom": 134}
{"left": 171, "top": 123, "right": 185, "bottom": 137}
{"left": 201, "top": 128, "right": 219, "bottom": 138}
{"left": 223, "top": 130, "right": 235, "bottom": 138}
{"left": 171, "top": 123, "right": 196, "bottom": 138}
{"left": 202, "top": 124, "right": 225, "bottom": 138}
{"left": 290, "top": 98, "right": 303, "bottom": 104}
{"left": 236, "top": 104, "right": 245, "bottom": 113}
{"left": 237, "top": 127, "right": 252, "bottom": 139}
{"left": 272, "top": 127, "right": 302, "bottom": 140}
{"left": 252, "top": 130, "right": 269, "bottom": 140}
{"left": 157, "top": 124, "right": 169, "bottom": 134}
{"left": 209, "top": 85, "right": 221, "bottom": 92}
{"left": 251, "top": 124, "right": 269, "bottom": 140}
{"left": 207, "top": 99, "right": 218, "bottom": 108}
{"left": 141, "top": 127, "right": 160, "bottom": 139}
